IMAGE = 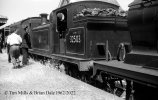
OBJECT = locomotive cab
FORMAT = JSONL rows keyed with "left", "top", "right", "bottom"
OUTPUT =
{"left": 56, "top": 9, "right": 68, "bottom": 54}
{"left": 51, "top": 0, "right": 131, "bottom": 61}
{"left": 49, "top": 0, "right": 132, "bottom": 71}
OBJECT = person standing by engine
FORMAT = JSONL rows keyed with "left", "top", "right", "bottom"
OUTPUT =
{"left": 7, "top": 28, "right": 22, "bottom": 68}
{"left": 21, "top": 26, "right": 31, "bottom": 66}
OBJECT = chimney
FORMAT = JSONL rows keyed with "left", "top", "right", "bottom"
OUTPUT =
{"left": 40, "top": 13, "right": 48, "bottom": 25}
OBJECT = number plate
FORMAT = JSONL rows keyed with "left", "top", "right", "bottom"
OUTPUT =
{"left": 66, "top": 27, "right": 85, "bottom": 55}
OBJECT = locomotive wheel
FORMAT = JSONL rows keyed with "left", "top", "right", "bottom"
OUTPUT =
{"left": 63, "top": 63, "right": 74, "bottom": 77}
{"left": 69, "top": 68, "right": 78, "bottom": 78}
{"left": 81, "top": 75, "right": 87, "bottom": 82}
{"left": 65, "top": 63, "right": 80, "bottom": 79}
{"left": 67, "top": 68, "right": 73, "bottom": 76}
{"left": 80, "top": 72, "right": 91, "bottom": 83}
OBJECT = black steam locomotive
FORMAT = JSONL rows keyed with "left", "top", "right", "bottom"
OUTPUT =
{"left": 2, "top": 0, "right": 158, "bottom": 100}
{"left": 92, "top": 0, "right": 158, "bottom": 100}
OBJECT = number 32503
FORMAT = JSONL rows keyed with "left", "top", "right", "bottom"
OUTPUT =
{"left": 69, "top": 35, "right": 81, "bottom": 43}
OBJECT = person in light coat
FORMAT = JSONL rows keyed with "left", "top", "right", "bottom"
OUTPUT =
{"left": 7, "top": 28, "right": 22, "bottom": 68}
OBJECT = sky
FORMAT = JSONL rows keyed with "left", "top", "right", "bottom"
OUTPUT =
{"left": 0, "top": 0, "right": 134, "bottom": 25}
